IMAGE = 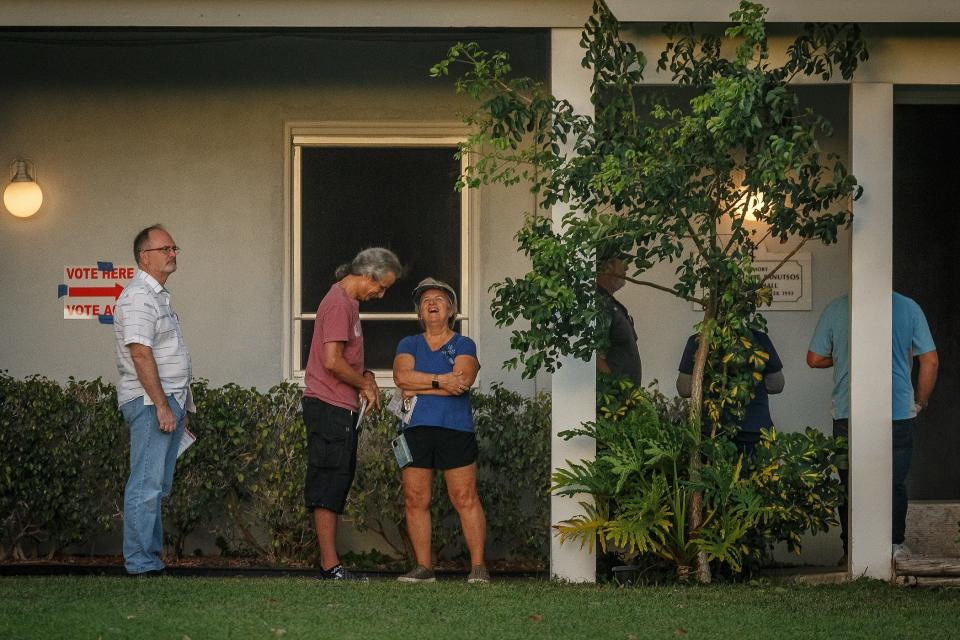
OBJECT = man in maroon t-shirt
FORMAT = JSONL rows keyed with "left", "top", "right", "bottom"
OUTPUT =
{"left": 302, "top": 247, "right": 401, "bottom": 580}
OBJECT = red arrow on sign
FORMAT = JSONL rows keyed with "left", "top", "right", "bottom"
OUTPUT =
{"left": 68, "top": 283, "right": 125, "bottom": 299}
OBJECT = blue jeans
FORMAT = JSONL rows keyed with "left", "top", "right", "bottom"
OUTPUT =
{"left": 833, "top": 418, "right": 914, "bottom": 553}
{"left": 121, "top": 395, "right": 185, "bottom": 574}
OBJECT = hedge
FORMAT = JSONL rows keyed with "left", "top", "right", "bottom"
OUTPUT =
{"left": 0, "top": 372, "right": 549, "bottom": 566}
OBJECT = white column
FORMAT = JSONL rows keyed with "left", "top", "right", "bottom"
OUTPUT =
{"left": 849, "top": 82, "right": 894, "bottom": 580}
{"left": 549, "top": 27, "right": 597, "bottom": 582}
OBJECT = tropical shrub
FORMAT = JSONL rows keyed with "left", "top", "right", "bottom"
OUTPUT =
{"left": 748, "top": 426, "right": 845, "bottom": 556}
{"left": 553, "top": 381, "right": 843, "bottom": 580}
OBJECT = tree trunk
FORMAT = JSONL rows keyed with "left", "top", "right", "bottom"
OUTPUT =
{"left": 369, "top": 519, "right": 409, "bottom": 560}
{"left": 688, "top": 300, "right": 715, "bottom": 584}
{"left": 229, "top": 491, "right": 269, "bottom": 557}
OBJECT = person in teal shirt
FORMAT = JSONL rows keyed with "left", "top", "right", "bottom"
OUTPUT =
{"left": 807, "top": 292, "right": 938, "bottom": 559}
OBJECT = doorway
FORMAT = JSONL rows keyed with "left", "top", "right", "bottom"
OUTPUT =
{"left": 893, "top": 100, "right": 960, "bottom": 500}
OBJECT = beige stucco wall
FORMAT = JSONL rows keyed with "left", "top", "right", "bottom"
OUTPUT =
{"left": 0, "top": 31, "right": 546, "bottom": 396}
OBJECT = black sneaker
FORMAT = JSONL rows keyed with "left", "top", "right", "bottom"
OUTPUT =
{"left": 322, "top": 564, "right": 367, "bottom": 581}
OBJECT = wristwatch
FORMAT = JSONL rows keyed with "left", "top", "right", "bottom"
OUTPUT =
{"left": 432, "top": 375, "right": 439, "bottom": 389}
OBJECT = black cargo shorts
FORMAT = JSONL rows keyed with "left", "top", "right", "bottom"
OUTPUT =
{"left": 302, "top": 396, "right": 359, "bottom": 514}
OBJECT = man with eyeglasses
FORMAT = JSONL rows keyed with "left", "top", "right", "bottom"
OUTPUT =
{"left": 114, "top": 224, "right": 193, "bottom": 576}
{"left": 301, "top": 247, "right": 402, "bottom": 580}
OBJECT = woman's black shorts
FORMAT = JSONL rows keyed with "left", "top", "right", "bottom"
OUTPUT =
{"left": 302, "top": 396, "right": 358, "bottom": 514}
{"left": 404, "top": 426, "right": 478, "bottom": 470}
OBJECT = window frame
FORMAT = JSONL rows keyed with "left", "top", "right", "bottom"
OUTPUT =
{"left": 283, "top": 122, "right": 476, "bottom": 386}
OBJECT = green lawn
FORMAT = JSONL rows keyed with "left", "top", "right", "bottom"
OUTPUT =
{"left": 1, "top": 576, "right": 957, "bottom": 639}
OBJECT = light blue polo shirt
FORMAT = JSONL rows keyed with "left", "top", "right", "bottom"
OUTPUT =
{"left": 808, "top": 293, "right": 935, "bottom": 420}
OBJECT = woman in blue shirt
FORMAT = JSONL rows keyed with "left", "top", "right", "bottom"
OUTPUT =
{"left": 392, "top": 278, "right": 488, "bottom": 584}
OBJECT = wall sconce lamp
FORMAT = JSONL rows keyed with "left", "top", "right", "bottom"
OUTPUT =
{"left": 4, "top": 159, "right": 44, "bottom": 218}
{"left": 730, "top": 167, "right": 763, "bottom": 222}
{"left": 744, "top": 191, "right": 764, "bottom": 222}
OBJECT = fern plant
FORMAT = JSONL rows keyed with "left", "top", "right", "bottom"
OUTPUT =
{"left": 553, "top": 387, "right": 704, "bottom": 576}
{"left": 553, "top": 378, "right": 843, "bottom": 580}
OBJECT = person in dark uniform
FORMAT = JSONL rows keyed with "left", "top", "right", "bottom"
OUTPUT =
{"left": 596, "top": 258, "right": 642, "bottom": 386}
{"left": 595, "top": 257, "right": 643, "bottom": 579}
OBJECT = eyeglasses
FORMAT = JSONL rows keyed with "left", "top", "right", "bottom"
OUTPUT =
{"left": 420, "top": 296, "right": 449, "bottom": 305}
{"left": 141, "top": 246, "right": 180, "bottom": 255}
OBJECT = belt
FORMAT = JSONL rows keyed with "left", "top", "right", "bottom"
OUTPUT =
{"left": 302, "top": 395, "right": 358, "bottom": 416}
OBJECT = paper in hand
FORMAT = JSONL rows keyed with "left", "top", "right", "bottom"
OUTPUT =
{"left": 356, "top": 397, "right": 368, "bottom": 431}
{"left": 177, "top": 428, "right": 196, "bottom": 458}
{"left": 386, "top": 388, "right": 416, "bottom": 425}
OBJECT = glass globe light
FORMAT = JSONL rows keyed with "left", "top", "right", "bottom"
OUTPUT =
{"left": 4, "top": 160, "right": 43, "bottom": 218}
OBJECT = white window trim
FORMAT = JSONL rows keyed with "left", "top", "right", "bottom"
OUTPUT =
{"left": 283, "top": 121, "right": 478, "bottom": 386}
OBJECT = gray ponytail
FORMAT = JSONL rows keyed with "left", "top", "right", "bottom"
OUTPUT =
{"left": 335, "top": 247, "right": 402, "bottom": 281}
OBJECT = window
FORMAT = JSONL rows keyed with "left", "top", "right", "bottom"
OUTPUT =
{"left": 288, "top": 126, "right": 472, "bottom": 381}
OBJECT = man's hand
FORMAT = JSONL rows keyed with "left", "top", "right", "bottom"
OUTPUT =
{"left": 597, "top": 356, "right": 612, "bottom": 374}
{"left": 360, "top": 372, "right": 380, "bottom": 411}
{"left": 155, "top": 402, "right": 177, "bottom": 433}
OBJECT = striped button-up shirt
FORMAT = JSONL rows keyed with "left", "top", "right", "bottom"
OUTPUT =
{"left": 114, "top": 269, "right": 195, "bottom": 412}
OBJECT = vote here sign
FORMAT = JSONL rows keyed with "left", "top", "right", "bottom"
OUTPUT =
{"left": 58, "top": 262, "right": 135, "bottom": 323}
